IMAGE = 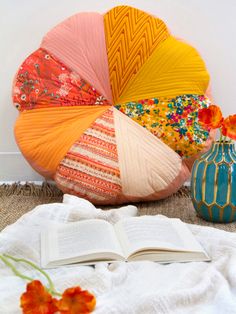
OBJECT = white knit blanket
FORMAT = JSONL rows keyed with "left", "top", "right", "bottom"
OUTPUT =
{"left": 0, "top": 194, "right": 236, "bottom": 314}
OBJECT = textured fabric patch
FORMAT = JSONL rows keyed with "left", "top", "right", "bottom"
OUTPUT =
{"left": 104, "top": 5, "right": 169, "bottom": 103}
{"left": 15, "top": 106, "right": 110, "bottom": 178}
{"left": 13, "top": 48, "right": 109, "bottom": 111}
{"left": 113, "top": 107, "right": 183, "bottom": 198}
{"left": 55, "top": 108, "right": 121, "bottom": 202}
{"left": 41, "top": 12, "right": 113, "bottom": 103}
{"left": 115, "top": 95, "right": 211, "bottom": 158}
{"left": 117, "top": 36, "right": 210, "bottom": 104}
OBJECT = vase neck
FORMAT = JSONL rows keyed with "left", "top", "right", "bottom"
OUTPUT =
{"left": 211, "top": 142, "right": 236, "bottom": 154}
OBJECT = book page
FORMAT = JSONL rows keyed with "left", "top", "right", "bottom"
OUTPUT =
{"left": 114, "top": 216, "right": 204, "bottom": 258}
{"left": 41, "top": 219, "right": 124, "bottom": 266}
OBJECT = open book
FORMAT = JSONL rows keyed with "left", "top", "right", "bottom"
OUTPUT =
{"left": 41, "top": 216, "right": 210, "bottom": 268}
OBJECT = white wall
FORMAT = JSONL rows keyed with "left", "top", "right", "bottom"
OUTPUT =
{"left": 0, "top": 0, "right": 236, "bottom": 181}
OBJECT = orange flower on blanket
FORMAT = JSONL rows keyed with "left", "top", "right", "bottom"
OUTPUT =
{"left": 198, "top": 105, "right": 223, "bottom": 129}
{"left": 0, "top": 254, "right": 96, "bottom": 314}
{"left": 20, "top": 280, "right": 58, "bottom": 314}
{"left": 222, "top": 115, "right": 236, "bottom": 140}
{"left": 54, "top": 286, "right": 96, "bottom": 314}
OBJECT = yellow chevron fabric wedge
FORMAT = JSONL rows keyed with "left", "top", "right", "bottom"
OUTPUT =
{"left": 104, "top": 5, "right": 170, "bottom": 103}
{"left": 12, "top": 6, "right": 214, "bottom": 204}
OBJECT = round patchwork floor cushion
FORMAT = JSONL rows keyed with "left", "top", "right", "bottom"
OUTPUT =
{"left": 12, "top": 5, "right": 214, "bottom": 204}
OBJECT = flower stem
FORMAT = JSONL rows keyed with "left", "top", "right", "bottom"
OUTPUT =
{"left": 219, "top": 128, "right": 223, "bottom": 143}
{"left": 0, "top": 255, "right": 34, "bottom": 282}
{"left": 3, "top": 254, "right": 61, "bottom": 297}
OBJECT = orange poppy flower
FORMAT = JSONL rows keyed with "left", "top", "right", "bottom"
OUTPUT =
{"left": 20, "top": 280, "right": 58, "bottom": 314}
{"left": 222, "top": 114, "right": 236, "bottom": 140}
{"left": 54, "top": 286, "right": 96, "bottom": 314}
{"left": 198, "top": 105, "right": 223, "bottom": 129}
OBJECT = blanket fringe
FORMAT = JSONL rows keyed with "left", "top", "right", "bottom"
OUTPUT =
{"left": 0, "top": 182, "right": 190, "bottom": 198}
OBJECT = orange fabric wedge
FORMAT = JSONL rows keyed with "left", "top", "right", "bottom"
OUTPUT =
{"left": 15, "top": 106, "right": 110, "bottom": 178}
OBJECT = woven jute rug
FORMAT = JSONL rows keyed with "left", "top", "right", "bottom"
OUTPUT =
{"left": 0, "top": 183, "right": 236, "bottom": 232}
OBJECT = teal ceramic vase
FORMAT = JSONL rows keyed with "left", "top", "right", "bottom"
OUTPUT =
{"left": 191, "top": 141, "right": 236, "bottom": 223}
